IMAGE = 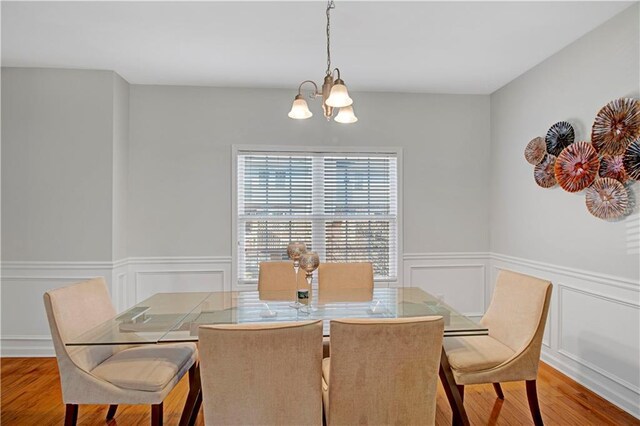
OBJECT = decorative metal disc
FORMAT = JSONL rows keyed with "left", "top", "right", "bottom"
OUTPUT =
{"left": 623, "top": 139, "right": 640, "bottom": 180}
{"left": 585, "top": 178, "right": 629, "bottom": 220}
{"left": 545, "top": 121, "right": 575, "bottom": 156}
{"left": 534, "top": 154, "right": 557, "bottom": 188}
{"left": 591, "top": 98, "right": 640, "bottom": 155}
{"left": 599, "top": 155, "right": 628, "bottom": 183}
{"left": 525, "top": 137, "right": 547, "bottom": 165}
{"left": 554, "top": 141, "right": 600, "bottom": 192}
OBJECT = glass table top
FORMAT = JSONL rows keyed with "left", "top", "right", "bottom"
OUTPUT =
{"left": 67, "top": 287, "right": 487, "bottom": 346}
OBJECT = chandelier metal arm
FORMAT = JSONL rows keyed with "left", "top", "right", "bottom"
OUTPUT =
{"left": 297, "top": 80, "right": 321, "bottom": 98}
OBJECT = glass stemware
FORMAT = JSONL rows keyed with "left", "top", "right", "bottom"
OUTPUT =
{"left": 287, "top": 241, "right": 307, "bottom": 308}
{"left": 298, "top": 252, "right": 320, "bottom": 314}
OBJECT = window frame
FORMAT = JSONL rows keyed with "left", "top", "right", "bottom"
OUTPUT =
{"left": 232, "top": 145, "right": 403, "bottom": 290}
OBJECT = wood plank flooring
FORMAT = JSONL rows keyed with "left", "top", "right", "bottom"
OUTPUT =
{"left": 1, "top": 358, "right": 638, "bottom": 425}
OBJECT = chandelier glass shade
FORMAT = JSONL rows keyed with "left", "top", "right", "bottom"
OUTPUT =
{"left": 288, "top": 95, "right": 313, "bottom": 119}
{"left": 288, "top": 1, "right": 357, "bottom": 123}
{"left": 325, "top": 79, "right": 353, "bottom": 108}
{"left": 334, "top": 105, "right": 358, "bottom": 124}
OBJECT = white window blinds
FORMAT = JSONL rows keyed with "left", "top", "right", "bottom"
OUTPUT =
{"left": 237, "top": 151, "right": 398, "bottom": 283}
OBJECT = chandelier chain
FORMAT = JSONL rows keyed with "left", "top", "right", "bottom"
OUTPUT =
{"left": 326, "top": 0, "right": 335, "bottom": 76}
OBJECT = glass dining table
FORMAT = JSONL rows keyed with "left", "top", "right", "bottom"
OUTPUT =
{"left": 68, "top": 287, "right": 484, "bottom": 426}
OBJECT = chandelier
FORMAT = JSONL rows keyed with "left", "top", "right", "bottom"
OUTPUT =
{"left": 288, "top": 0, "right": 357, "bottom": 124}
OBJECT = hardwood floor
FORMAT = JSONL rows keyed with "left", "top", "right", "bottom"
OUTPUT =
{"left": 1, "top": 358, "right": 637, "bottom": 425}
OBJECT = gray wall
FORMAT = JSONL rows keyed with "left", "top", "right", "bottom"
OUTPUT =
{"left": 128, "top": 87, "right": 491, "bottom": 257}
{"left": 113, "top": 73, "right": 129, "bottom": 261}
{"left": 1, "top": 69, "right": 491, "bottom": 262}
{"left": 490, "top": 4, "right": 640, "bottom": 281}
{"left": 1, "top": 68, "right": 131, "bottom": 262}
{"left": 1, "top": 68, "right": 115, "bottom": 261}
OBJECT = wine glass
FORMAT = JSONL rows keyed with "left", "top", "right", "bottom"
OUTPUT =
{"left": 287, "top": 241, "right": 307, "bottom": 308}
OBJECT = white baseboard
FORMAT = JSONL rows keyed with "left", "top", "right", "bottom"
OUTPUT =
{"left": 1, "top": 335, "right": 54, "bottom": 357}
{"left": 2, "top": 252, "right": 638, "bottom": 419}
{"left": 541, "top": 350, "right": 640, "bottom": 419}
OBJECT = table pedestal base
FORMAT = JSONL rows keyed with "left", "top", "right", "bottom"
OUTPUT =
{"left": 439, "top": 347, "right": 470, "bottom": 426}
{"left": 179, "top": 363, "right": 202, "bottom": 426}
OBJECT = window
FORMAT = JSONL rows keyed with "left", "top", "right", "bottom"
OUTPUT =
{"left": 235, "top": 147, "right": 399, "bottom": 284}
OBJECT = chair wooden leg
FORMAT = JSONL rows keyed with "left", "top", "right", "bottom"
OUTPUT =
{"left": 151, "top": 403, "right": 163, "bottom": 426}
{"left": 526, "top": 380, "right": 544, "bottom": 426}
{"left": 457, "top": 384, "right": 465, "bottom": 403}
{"left": 64, "top": 404, "right": 78, "bottom": 426}
{"left": 106, "top": 404, "right": 118, "bottom": 420}
{"left": 493, "top": 382, "right": 505, "bottom": 400}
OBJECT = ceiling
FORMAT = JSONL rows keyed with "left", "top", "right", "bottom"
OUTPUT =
{"left": 1, "top": 1, "right": 634, "bottom": 94}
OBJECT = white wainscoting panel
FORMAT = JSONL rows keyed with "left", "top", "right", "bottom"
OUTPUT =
{"left": 403, "top": 253, "right": 490, "bottom": 318}
{"left": 134, "top": 271, "right": 225, "bottom": 302}
{"left": 1, "top": 261, "right": 115, "bottom": 357}
{"left": 491, "top": 253, "right": 640, "bottom": 419}
{"left": 127, "top": 256, "right": 232, "bottom": 306}
{"left": 112, "top": 259, "right": 129, "bottom": 313}
{"left": 558, "top": 284, "right": 639, "bottom": 395}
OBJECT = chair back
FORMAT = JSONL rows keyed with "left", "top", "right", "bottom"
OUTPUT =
{"left": 199, "top": 320, "right": 323, "bottom": 426}
{"left": 327, "top": 316, "right": 443, "bottom": 425}
{"left": 318, "top": 262, "right": 374, "bottom": 291}
{"left": 258, "top": 261, "right": 307, "bottom": 292}
{"left": 43, "top": 277, "right": 119, "bottom": 374}
{"left": 481, "top": 270, "right": 552, "bottom": 354}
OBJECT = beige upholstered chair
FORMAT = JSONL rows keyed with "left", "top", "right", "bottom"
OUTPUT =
{"left": 317, "top": 262, "right": 374, "bottom": 292}
{"left": 318, "top": 262, "right": 374, "bottom": 358}
{"left": 322, "top": 317, "right": 444, "bottom": 426}
{"left": 258, "top": 261, "right": 307, "bottom": 292}
{"left": 43, "top": 277, "right": 198, "bottom": 426}
{"left": 199, "top": 320, "right": 324, "bottom": 425}
{"left": 443, "top": 270, "right": 552, "bottom": 426}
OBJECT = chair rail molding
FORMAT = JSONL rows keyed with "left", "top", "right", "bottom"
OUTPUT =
{"left": 491, "top": 252, "right": 639, "bottom": 292}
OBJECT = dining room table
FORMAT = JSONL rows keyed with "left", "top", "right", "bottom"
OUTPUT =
{"left": 67, "top": 286, "right": 487, "bottom": 426}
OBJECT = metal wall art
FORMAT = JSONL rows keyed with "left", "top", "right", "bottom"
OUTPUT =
{"left": 546, "top": 121, "right": 575, "bottom": 156}
{"left": 623, "top": 139, "right": 640, "bottom": 180}
{"left": 534, "top": 155, "right": 557, "bottom": 188}
{"left": 592, "top": 98, "right": 640, "bottom": 155}
{"left": 525, "top": 137, "right": 547, "bottom": 165}
{"left": 524, "top": 97, "right": 639, "bottom": 221}
{"left": 599, "top": 155, "right": 628, "bottom": 183}
{"left": 554, "top": 141, "right": 599, "bottom": 192}
{"left": 585, "top": 178, "right": 629, "bottom": 220}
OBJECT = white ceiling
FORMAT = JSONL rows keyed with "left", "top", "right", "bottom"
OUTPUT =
{"left": 1, "top": 1, "right": 634, "bottom": 94}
